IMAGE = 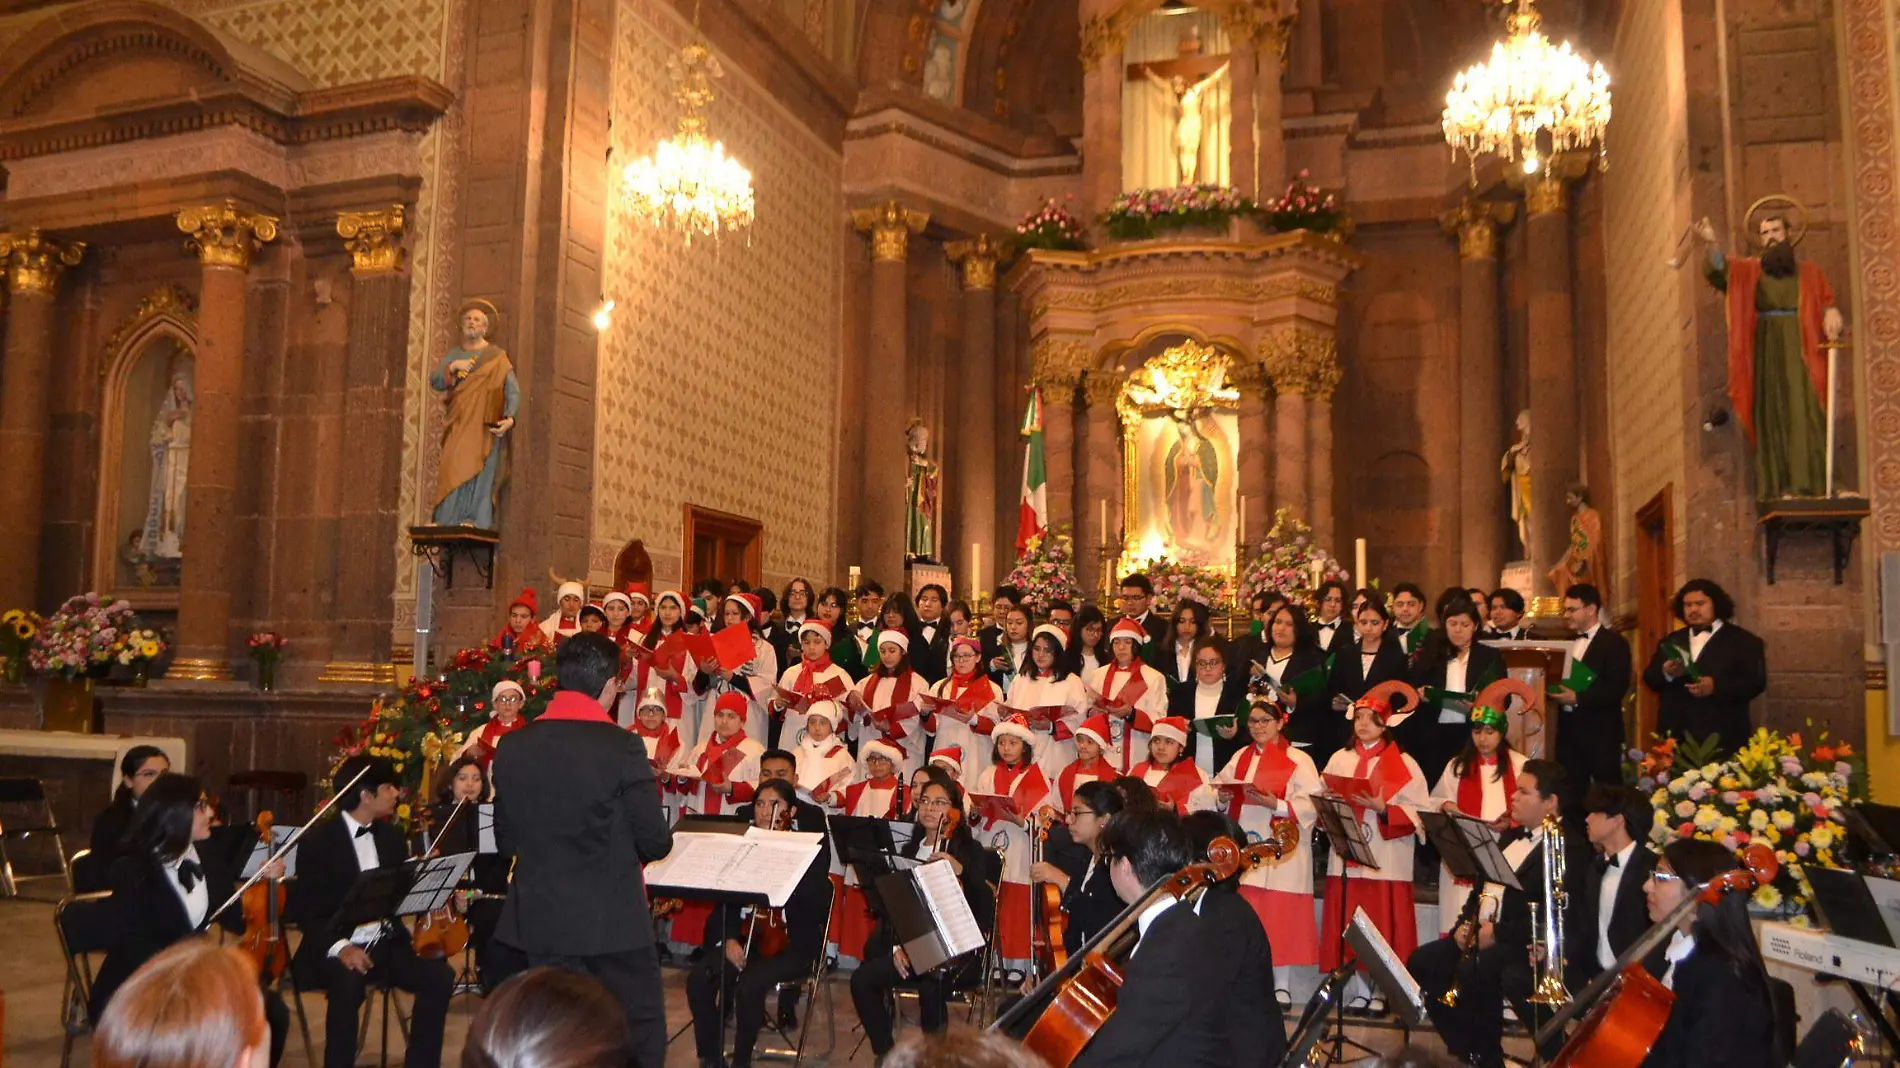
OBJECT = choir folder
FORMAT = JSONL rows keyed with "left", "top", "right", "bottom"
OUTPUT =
{"left": 873, "top": 858, "right": 986, "bottom": 973}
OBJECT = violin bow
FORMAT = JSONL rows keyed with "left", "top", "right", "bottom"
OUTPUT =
{"left": 203, "top": 764, "right": 370, "bottom": 931}
{"left": 423, "top": 797, "right": 474, "bottom": 860}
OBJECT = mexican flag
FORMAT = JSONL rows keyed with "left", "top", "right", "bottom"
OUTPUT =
{"left": 1015, "top": 387, "right": 1047, "bottom": 552}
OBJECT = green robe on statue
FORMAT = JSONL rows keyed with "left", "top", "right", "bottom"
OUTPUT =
{"left": 1706, "top": 250, "right": 1833, "bottom": 500}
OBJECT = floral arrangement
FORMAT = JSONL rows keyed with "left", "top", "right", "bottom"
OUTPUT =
{"left": 1007, "top": 527, "right": 1082, "bottom": 615}
{"left": 1261, "top": 170, "right": 1350, "bottom": 237}
{"left": 117, "top": 627, "right": 167, "bottom": 667}
{"left": 247, "top": 632, "right": 288, "bottom": 661}
{"left": 329, "top": 645, "right": 557, "bottom": 823}
{"left": 1636, "top": 727, "right": 1868, "bottom": 918}
{"left": 1015, "top": 196, "right": 1087, "bottom": 251}
{"left": 1, "top": 609, "right": 39, "bottom": 682}
{"left": 1101, "top": 184, "right": 1257, "bottom": 241}
{"left": 28, "top": 593, "right": 136, "bottom": 679}
{"left": 1238, "top": 509, "right": 1351, "bottom": 612}
{"left": 1140, "top": 557, "right": 1235, "bottom": 614}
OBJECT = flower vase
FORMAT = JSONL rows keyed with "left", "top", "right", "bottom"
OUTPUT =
{"left": 130, "top": 661, "right": 149, "bottom": 688}
{"left": 2, "top": 656, "right": 21, "bottom": 685}
{"left": 41, "top": 676, "right": 97, "bottom": 733}
{"left": 254, "top": 657, "right": 277, "bottom": 692}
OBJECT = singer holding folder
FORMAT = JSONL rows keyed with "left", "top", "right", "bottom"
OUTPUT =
{"left": 851, "top": 767, "right": 995, "bottom": 1060}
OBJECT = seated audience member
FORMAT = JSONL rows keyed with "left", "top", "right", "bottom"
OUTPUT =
{"left": 93, "top": 940, "right": 271, "bottom": 1068}
{"left": 460, "top": 966, "right": 630, "bottom": 1068}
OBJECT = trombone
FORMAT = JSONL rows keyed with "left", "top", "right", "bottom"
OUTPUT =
{"left": 1527, "top": 813, "right": 1571, "bottom": 1008}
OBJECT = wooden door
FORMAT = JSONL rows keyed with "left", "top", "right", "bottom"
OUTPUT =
{"left": 1633, "top": 488, "right": 1674, "bottom": 746}
{"left": 683, "top": 506, "right": 762, "bottom": 588}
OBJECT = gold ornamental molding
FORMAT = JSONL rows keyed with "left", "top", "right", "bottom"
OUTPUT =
{"left": 1079, "top": 15, "right": 1130, "bottom": 72}
{"left": 945, "top": 234, "right": 1004, "bottom": 291}
{"left": 852, "top": 201, "right": 929, "bottom": 262}
{"left": 1440, "top": 198, "right": 1517, "bottom": 261}
{"left": 168, "top": 656, "right": 233, "bottom": 682}
{"left": 1506, "top": 151, "right": 1591, "bottom": 218}
{"left": 1227, "top": 357, "right": 1269, "bottom": 397}
{"left": 1032, "top": 336, "right": 1095, "bottom": 390}
{"left": 1220, "top": 1, "right": 1297, "bottom": 64}
{"left": 99, "top": 284, "right": 197, "bottom": 370}
{"left": 1030, "top": 274, "right": 1338, "bottom": 321}
{"left": 1259, "top": 324, "right": 1340, "bottom": 401}
{"left": 0, "top": 229, "right": 84, "bottom": 296}
{"left": 1083, "top": 370, "right": 1124, "bottom": 407}
{"left": 320, "top": 659, "right": 398, "bottom": 685}
{"left": 178, "top": 200, "right": 279, "bottom": 271}
{"left": 336, "top": 206, "right": 407, "bottom": 276}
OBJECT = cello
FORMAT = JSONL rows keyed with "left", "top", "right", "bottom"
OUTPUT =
{"left": 1536, "top": 842, "right": 1779, "bottom": 1068}
{"left": 998, "top": 836, "right": 1242, "bottom": 1067}
{"left": 236, "top": 812, "right": 289, "bottom": 982}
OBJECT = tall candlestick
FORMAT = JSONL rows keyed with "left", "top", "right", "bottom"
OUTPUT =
{"left": 1353, "top": 539, "right": 1367, "bottom": 588}
{"left": 971, "top": 542, "right": 981, "bottom": 599}
{"left": 849, "top": 564, "right": 861, "bottom": 594}
{"left": 1310, "top": 558, "right": 1322, "bottom": 589}
{"left": 1099, "top": 499, "right": 1108, "bottom": 546}
{"left": 1238, "top": 495, "right": 1247, "bottom": 546}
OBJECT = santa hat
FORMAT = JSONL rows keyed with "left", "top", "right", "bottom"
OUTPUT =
{"left": 876, "top": 629, "right": 910, "bottom": 653}
{"left": 602, "top": 591, "right": 633, "bottom": 612}
{"left": 859, "top": 737, "right": 905, "bottom": 774}
{"left": 508, "top": 588, "right": 539, "bottom": 615}
{"left": 713, "top": 691, "right": 750, "bottom": 720}
{"left": 928, "top": 746, "right": 964, "bottom": 773}
{"left": 1108, "top": 618, "right": 1149, "bottom": 645}
{"left": 1074, "top": 714, "right": 1116, "bottom": 752}
{"left": 805, "top": 699, "right": 844, "bottom": 729}
{"left": 625, "top": 583, "right": 652, "bottom": 604}
{"left": 655, "top": 590, "right": 687, "bottom": 613}
{"left": 798, "top": 618, "right": 833, "bottom": 642}
{"left": 950, "top": 635, "right": 982, "bottom": 658}
{"left": 1148, "top": 716, "right": 1189, "bottom": 747}
{"left": 725, "top": 592, "right": 763, "bottom": 620}
{"left": 636, "top": 686, "right": 668, "bottom": 712}
{"left": 1348, "top": 680, "right": 1422, "bottom": 729}
{"left": 491, "top": 679, "right": 525, "bottom": 704}
{"left": 556, "top": 581, "right": 586, "bottom": 605}
{"left": 1032, "top": 623, "right": 1069, "bottom": 649}
{"left": 991, "top": 713, "right": 1039, "bottom": 746}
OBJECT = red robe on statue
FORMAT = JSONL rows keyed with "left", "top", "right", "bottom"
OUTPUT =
{"left": 1722, "top": 256, "right": 1836, "bottom": 443}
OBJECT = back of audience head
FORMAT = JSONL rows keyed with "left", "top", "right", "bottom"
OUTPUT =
{"left": 881, "top": 1029, "right": 1052, "bottom": 1067}
{"left": 462, "top": 966, "right": 630, "bottom": 1068}
{"left": 94, "top": 940, "right": 267, "bottom": 1068}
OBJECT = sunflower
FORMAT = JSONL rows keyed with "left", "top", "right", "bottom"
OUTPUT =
{"left": 12, "top": 619, "right": 35, "bottom": 641}
{"left": 2, "top": 609, "right": 21, "bottom": 625}
{"left": 139, "top": 641, "right": 161, "bottom": 659}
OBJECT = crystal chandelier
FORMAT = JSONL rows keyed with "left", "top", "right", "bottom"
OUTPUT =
{"left": 622, "top": 34, "right": 755, "bottom": 245}
{"left": 1442, "top": 0, "right": 1611, "bottom": 182}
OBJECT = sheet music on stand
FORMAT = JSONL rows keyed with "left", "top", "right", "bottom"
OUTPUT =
{"left": 1345, "top": 907, "right": 1428, "bottom": 1027}
{"left": 241, "top": 823, "right": 301, "bottom": 879}
{"left": 329, "top": 852, "right": 475, "bottom": 938}
{"left": 402, "top": 853, "right": 477, "bottom": 916}
{"left": 476, "top": 803, "right": 497, "bottom": 854}
{"left": 1417, "top": 810, "right": 1523, "bottom": 893}
{"left": 874, "top": 859, "right": 985, "bottom": 973}
{"left": 644, "top": 826, "right": 825, "bottom": 908}
{"left": 1312, "top": 794, "right": 1379, "bottom": 870}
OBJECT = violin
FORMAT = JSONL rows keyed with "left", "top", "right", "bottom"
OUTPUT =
{"left": 743, "top": 906, "right": 791, "bottom": 960}
{"left": 411, "top": 800, "right": 473, "bottom": 961}
{"left": 1030, "top": 808, "right": 1068, "bottom": 976}
{"left": 1541, "top": 843, "right": 1780, "bottom": 1068}
{"left": 1015, "top": 837, "right": 1242, "bottom": 1067}
{"left": 236, "top": 812, "right": 289, "bottom": 981}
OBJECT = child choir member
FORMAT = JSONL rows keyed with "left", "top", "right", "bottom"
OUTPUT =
{"left": 634, "top": 590, "right": 699, "bottom": 750}
{"left": 577, "top": 604, "right": 607, "bottom": 633}
{"left": 1128, "top": 716, "right": 1212, "bottom": 813}
{"left": 695, "top": 593, "right": 778, "bottom": 743}
{"left": 1172, "top": 636, "right": 1249, "bottom": 778}
{"left": 973, "top": 715, "right": 1052, "bottom": 971}
{"left": 454, "top": 679, "right": 530, "bottom": 767}
{"left": 666, "top": 692, "right": 766, "bottom": 951}
{"left": 794, "top": 700, "right": 855, "bottom": 809}
{"left": 1427, "top": 680, "right": 1533, "bottom": 934}
{"left": 600, "top": 590, "right": 639, "bottom": 723}
{"left": 1069, "top": 605, "right": 1108, "bottom": 677}
{"left": 631, "top": 687, "right": 684, "bottom": 789}
{"left": 1407, "top": 598, "right": 1505, "bottom": 786}
{"left": 1083, "top": 619, "right": 1165, "bottom": 774}
{"left": 927, "top": 636, "right": 1001, "bottom": 781}
{"left": 489, "top": 588, "right": 554, "bottom": 656}
{"left": 1004, "top": 625, "right": 1087, "bottom": 778}
{"left": 774, "top": 619, "right": 851, "bottom": 747}
{"left": 625, "top": 588, "right": 651, "bottom": 637}
{"left": 1214, "top": 695, "right": 1322, "bottom": 1005}
{"left": 831, "top": 738, "right": 908, "bottom": 962}
{"left": 1322, "top": 593, "right": 1410, "bottom": 772}
{"left": 1054, "top": 715, "right": 1118, "bottom": 812}
{"left": 1318, "top": 680, "right": 1430, "bottom": 1014}
{"left": 851, "top": 630, "right": 928, "bottom": 774}
{"left": 540, "top": 580, "right": 587, "bottom": 644}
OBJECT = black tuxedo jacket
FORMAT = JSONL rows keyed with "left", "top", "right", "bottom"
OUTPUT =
{"left": 286, "top": 815, "right": 411, "bottom": 977}
{"left": 1261, "top": 646, "right": 1331, "bottom": 750}
{"left": 1168, "top": 675, "right": 1250, "bottom": 773}
{"left": 1199, "top": 884, "right": 1285, "bottom": 1068}
{"left": 1568, "top": 626, "right": 1633, "bottom": 730}
{"left": 910, "top": 620, "right": 951, "bottom": 683}
{"left": 492, "top": 717, "right": 673, "bottom": 957}
{"left": 1640, "top": 947, "right": 1779, "bottom": 1068}
{"left": 1317, "top": 640, "right": 1409, "bottom": 765}
{"left": 1481, "top": 624, "right": 1541, "bottom": 642}
{"left": 1312, "top": 616, "right": 1349, "bottom": 653}
{"left": 92, "top": 850, "right": 243, "bottom": 1018}
{"left": 1480, "top": 826, "right": 1592, "bottom": 958}
{"left": 1641, "top": 623, "right": 1767, "bottom": 755}
{"left": 1573, "top": 845, "right": 1660, "bottom": 981}
{"left": 1071, "top": 900, "right": 1227, "bottom": 1068}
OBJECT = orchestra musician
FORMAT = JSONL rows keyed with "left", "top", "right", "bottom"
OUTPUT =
{"left": 287, "top": 755, "right": 453, "bottom": 1068}
{"left": 428, "top": 756, "right": 509, "bottom": 989}
{"left": 1409, "top": 760, "right": 1586, "bottom": 1067}
{"left": 1029, "top": 779, "right": 1128, "bottom": 955}
{"left": 685, "top": 779, "right": 834, "bottom": 1068}
{"left": 748, "top": 748, "right": 829, "bottom": 1034}
{"left": 1180, "top": 811, "right": 1286, "bottom": 1068}
{"left": 1427, "top": 700, "right": 1527, "bottom": 935}
{"left": 1083, "top": 619, "right": 1166, "bottom": 775}
{"left": 79, "top": 744, "right": 171, "bottom": 891}
{"left": 1576, "top": 784, "right": 1663, "bottom": 984}
{"left": 89, "top": 772, "right": 291, "bottom": 1068}
{"left": 1068, "top": 807, "right": 1227, "bottom": 1068}
{"left": 850, "top": 767, "right": 996, "bottom": 1060}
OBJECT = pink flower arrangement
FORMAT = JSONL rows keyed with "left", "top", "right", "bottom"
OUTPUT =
{"left": 1006, "top": 528, "right": 1081, "bottom": 614}
{"left": 1101, "top": 184, "right": 1258, "bottom": 240}
{"left": 1015, "top": 196, "right": 1087, "bottom": 251}
{"left": 28, "top": 592, "right": 137, "bottom": 679}
{"left": 1238, "top": 508, "right": 1350, "bottom": 612}
{"left": 247, "top": 632, "right": 288, "bottom": 661}
{"left": 1142, "top": 557, "right": 1235, "bottom": 613}
{"left": 1262, "top": 170, "right": 1350, "bottom": 236}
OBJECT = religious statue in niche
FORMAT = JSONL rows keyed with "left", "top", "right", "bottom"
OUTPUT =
{"left": 431, "top": 298, "right": 520, "bottom": 529}
{"left": 1690, "top": 199, "right": 1847, "bottom": 501}
{"left": 142, "top": 360, "right": 193, "bottom": 561}
{"left": 1546, "top": 483, "right": 1608, "bottom": 601}
{"left": 1142, "top": 58, "right": 1228, "bottom": 184}
{"left": 905, "top": 419, "right": 941, "bottom": 562}
{"left": 1501, "top": 410, "right": 1532, "bottom": 556}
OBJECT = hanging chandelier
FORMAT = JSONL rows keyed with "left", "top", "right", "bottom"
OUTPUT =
{"left": 622, "top": 33, "right": 755, "bottom": 245}
{"left": 1442, "top": 0, "right": 1611, "bottom": 182}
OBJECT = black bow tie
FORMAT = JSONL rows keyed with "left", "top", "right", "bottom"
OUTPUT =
{"left": 1598, "top": 853, "right": 1620, "bottom": 871}
{"left": 354, "top": 824, "right": 374, "bottom": 839}
{"left": 1320, "top": 621, "right": 1337, "bottom": 629}
{"left": 177, "top": 859, "right": 202, "bottom": 891}
{"left": 1690, "top": 624, "right": 1713, "bottom": 636}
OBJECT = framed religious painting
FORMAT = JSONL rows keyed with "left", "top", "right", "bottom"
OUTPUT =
{"left": 1117, "top": 339, "right": 1241, "bottom": 572}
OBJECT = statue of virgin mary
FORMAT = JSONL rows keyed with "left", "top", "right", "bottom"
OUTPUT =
{"left": 144, "top": 365, "right": 192, "bottom": 559}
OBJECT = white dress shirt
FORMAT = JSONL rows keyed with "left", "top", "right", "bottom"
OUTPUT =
{"left": 1571, "top": 623, "right": 1600, "bottom": 665}
{"left": 1315, "top": 618, "right": 1343, "bottom": 650}
{"left": 920, "top": 621, "right": 939, "bottom": 645}
{"left": 1130, "top": 895, "right": 1177, "bottom": 957}
{"left": 1438, "top": 651, "right": 1470, "bottom": 724}
{"left": 1661, "top": 930, "right": 1696, "bottom": 990}
{"left": 1686, "top": 619, "right": 1723, "bottom": 661}
{"left": 1192, "top": 681, "right": 1224, "bottom": 776}
{"left": 163, "top": 844, "right": 209, "bottom": 929}
{"left": 328, "top": 811, "right": 387, "bottom": 958}
{"left": 1595, "top": 840, "right": 1636, "bottom": 970}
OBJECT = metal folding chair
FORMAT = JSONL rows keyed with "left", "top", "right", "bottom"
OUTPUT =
{"left": 755, "top": 881, "right": 838, "bottom": 1065}
{"left": 54, "top": 891, "right": 114, "bottom": 1068}
{"left": 0, "top": 776, "right": 72, "bottom": 896}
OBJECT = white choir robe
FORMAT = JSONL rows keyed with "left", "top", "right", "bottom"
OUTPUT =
{"left": 1002, "top": 673, "right": 1089, "bottom": 779}
{"left": 850, "top": 671, "right": 929, "bottom": 775}
{"left": 796, "top": 737, "right": 856, "bottom": 811}
{"left": 1083, "top": 661, "right": 1165, "bottom": 773}
{"left": 1428, "top": 749, "right": 1527, "bottom": 933}
{"left": 927, "top": 675, "right": 1001, "bottom": 783}
{"left": 1317, "top": 740, "right": 1431, "bottom": 974}
{"left": 1216, "top": 741, "right": 1323, "bottom": 967}
{"left": 667, "top": 731, "right": 765, "bottom": 817}
{"left": 1318, "top": 743, "right": 1430, "bottom": 883}
{"left": 775, "top": 659, "right": 854, "bottom": 741}
{"left": 633, "top": 640, "right": 701, "bottom": 751}
{"left": 973, "top": 761, "right": 1053, "bottom": 964}
{"left": 699, "top": 636, "right": 779, "bottom": 747}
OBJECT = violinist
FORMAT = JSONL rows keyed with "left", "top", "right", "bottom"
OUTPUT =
{"left": 1068, "top": 807, "right": 1227, "bottom": 1068}
{"left": 1180, "top": 811, "right": 1285, "bottom": 1068}
{"left": 287, "top": 755, "right": 453, "bottom": 1068}
{"left": 428, "top": 756, "right": 507, "bottom": 990}
{"left": 850, "top": 768, "right": 995, "bottom": 1060}
{"left": 89, "top": 772, "right": 291, "bottom": 1067}
{"left": 1028, "top": 779, "right": 1125, "bottom": 955}
{"left": 685, "top": 779, "right": 833, "bottom": 1068}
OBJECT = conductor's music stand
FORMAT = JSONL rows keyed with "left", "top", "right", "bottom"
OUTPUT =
{"left": 1311, "top": 793, "right": 1381, "bottom": 1064}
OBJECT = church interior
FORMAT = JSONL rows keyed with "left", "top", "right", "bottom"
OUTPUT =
{"left": 3, "top": 0, "right": 1900, "bottom": 1061}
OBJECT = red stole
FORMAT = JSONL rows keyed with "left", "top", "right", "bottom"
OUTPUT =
{"left": 948, "top": 672, "right": 997, "bottom": 714}
{"left": 1723, "top": 257, "right": 1835, "bottom": 442}
{"left": 867, "top": 671, "right": 915, "bottom": 708}
{"left": 851, "top": 776, "right": 901, "bottom": 818}
{"left": 1058, "top": 758, "right": 1109, "bottom": 810}
{"left": 699, "top": 731, "right": 749, "bottom": 785}
{"left": 1348, "top": 740, "right": 1415, "bottom": 840}
{"left": 634, "top": 723, "right": 679, "bottom": 770}
{"left": 474, "top": 716, "right": 527, "bottom": 764}
{"left": 1139, "top": 761, "right": 1204, "bottom": 811}
{"left": 637, "top": 628, "right": 689, "bottom": 721}
{"left": 1456, "top": 753, "right": 1516, "bottom": 825}
{"left": 1240, "top": 739, "right": 1298, "bottom": 799}
{"left": 1102, "top": 661, "right": 1142, "bottom": 703}
{"left": 793, "top": 653, "right": 835, "bottom": 692}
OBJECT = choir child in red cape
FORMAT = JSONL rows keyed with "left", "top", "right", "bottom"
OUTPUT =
{"left": 850, "top": 629, "right": 928, "bottom": 774}
{"left": 1128, "top": 716, "right": 1212, "bottom": 813}
{"left": 775, "top": 619, "right": 852, "bottom": 750}
{"left": 489, "top": 588, "right": 554, "bottom": 657}
{"left": 1214, "top": 695, "right": 1322, "bottom": 1007}
{"left": 540, "top": 580, "right": 586, "bottom": 645}
{"left": 630, "top": 687, "right": 683, "bottom": 789}
{"left": 973, "top": 714, "right": 1053, "bottom": 972}
{"left": 927, "top": 636, "right": 1001, "bottom": 781}
{"left": 831, "top": 738, "right": 908, "bottom": 963}
{"left": 1084, "top": 618, "right": 1165, "bottom": 774}
{"left": 1054, "top": 715, "right": 1118, "bottom": 813}
{"left": 633, "top": 590, "right": 699, "bottom": 751}
{"left": 624, "top": 588, "right": 652, "bottom": 640}
{"left": 695, "top": 592, "right": 779, "bottom": 745}
{"left": 1428, "top": 681, "right": 1533, "bottom": 934}
{"left": 1003, "top": 624, "right": 1088, "bottom": 778}
{"left": 666, "top": 692, "right": 765, "bottom": 951}
{"left": 1318, "top": 680, "right": 1430, "bottom": 1015}
{"left": 600, "top": 590, "right": 639, "bottom": 724}
{"left": 454, "top": 679, "right": 531, "bottom": 768}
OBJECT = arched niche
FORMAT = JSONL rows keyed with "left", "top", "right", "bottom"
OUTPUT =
{"left": 93, "top": 284, "right": 198, "bottom": 608}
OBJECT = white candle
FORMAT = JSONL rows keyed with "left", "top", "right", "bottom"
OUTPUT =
{"left": 971, "top": 542, "right": 981, "bottom": 598}
{"left": 1354, "top": 539, "right": 1367, "bottom": 587}
{"left": 1099, "top": 499, "right": 1108, "bottom": 546}
{"left": 1310, "top": 558, "right": 1322, "bottom": 588}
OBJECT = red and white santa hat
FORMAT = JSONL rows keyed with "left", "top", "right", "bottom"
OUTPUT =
{"left": 798, "top": 618, "right": 833, "bottom": 642}
{"left": 806, "top": 699, "right": 844, "bottom": 729}
{"left": 655, "top": 590, "right": 687, "bottom": 614}
{"left": 602, "top": 591, "right": 633, "bottom": 612}
{"left": 555, "top": 581, "right": 586, "bottom": 606}
{"left": 491, "top": 679, "right": 525, "bottom": 705}
{"left": 859, "top": 737, "right": 906, "bottom": 775}
{"left": 876, "top": 629, "right": 910, "bottom": 653}
{"left": 1073, "top": 714, "right": 1117, "bottom": 753}
{"left": 928, "top": 746, "right": 964, "bottom": 774}
{"left": 1148, "top": 716, "right": 1190, "bottom": 747}
{"left": 991, "top": 713, "right": 1039, "bottom": 746}
{"left": 1108, "top": 618, "right": 1149, "bottom": 646}
{"left": 624, "top": 584, "right": 652, "bottom": 606}
{"left": 713, "top": 691, "right": 751, "bottom": 721}
{"left": 725, "top": 592, "right": 763, "bottom": 620}
{"left": 1032, "top": 623, "right": 1069, "bottom": 649}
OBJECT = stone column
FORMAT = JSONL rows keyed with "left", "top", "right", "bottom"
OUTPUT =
{"left": 1232, "top": 360, "right": 1273, "bottom": 546}
{"left": 1079, "top": 373, "right": 1123, "bottom": 600}
{"left": 172, "top": 201, "right": 277, "bottom": 681}
{"left": 322, "top": 208, "right": 409, "bottom": 685}
{"left": 1264, "top": 324, "right": 1340, "bottom": 548}
{"left": 946, "top": 235, "right": 1001, "bottom": 598}
{"left": 1518, "top": 164, "right": 1580, "bottom": 589}
{"left": 1443, "top": 198, "right": 1514, "bottom": 586}
{"left": 1079, "top": 10, "right": 1127, "bottom": 218}
{"left": 1226, "top": 34, "right": 1258, "bottom": 198}
{"left": 0, "top": 231, "right": 83, "bottom": 609}
{"left": 1032, "top": 337, "right": 1090, "bottom": 538}
{"left": 1308, "top": 366, "right": 1339, "bottom": 552}
{"left": 1223, "top": 4, "right": 1295, "bottom": 196}
{"left": 851, "top": 201, "right": 928, "bottom": 587}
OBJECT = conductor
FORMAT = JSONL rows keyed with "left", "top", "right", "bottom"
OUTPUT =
{"left": 492, "top": 631, "right": 674, "bottom": 1066}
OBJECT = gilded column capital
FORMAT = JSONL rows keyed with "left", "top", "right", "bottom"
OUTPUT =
{"left": 1220, "top": 2, "right": 1297, "bottom": 66}
{"left": 945, "top": 234, "right": 1003, "bottom": 291}
{"left": 178, "top": 199, "right": 279, "bottom": 271}
{"left": 1079, "top": 15, "right": 1128, "bottom": 72}
{"left": 337, "top": 206, "right": 407, "bottom": 275}
{"left": 851, "top": 201, "right": 929, "bottom": 262}
{"left": 1258, "top": 324, "right": 1340, "bottom": 401}
{"left": 1439, "top": 198, "right": 1517, "bottom": 260}
{"left": 1083, "top": 369, "right": 1124, "bottom": 408}
{"left": 1507, "top": 152, "right": 1590, "bottom": 219}
{"left": 1032, "top": 336, "right": 1094, "bottom": 392}
{"left": 1228, "top": 358, "right": 1270, "bottom": 398}
{"left": 0, "top": 229, "right": 84, "bottom": 296}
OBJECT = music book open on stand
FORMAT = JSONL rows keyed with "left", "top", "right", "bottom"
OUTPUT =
{"left": 873, "top": 859, "right": 986, "bottom": 973}
{"left": 644, "top": 826, "right": 826, "bottom": 908}
{"left": 330, "top": 852, "right": 476, "bottom": 932}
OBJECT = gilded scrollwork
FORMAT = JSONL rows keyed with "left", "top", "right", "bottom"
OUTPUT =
{"left": 1259, "top": 325, "right": 1341, "bottom": 401}
{"left": 1032, "top": 336, "right": 1095, "bottom": 389}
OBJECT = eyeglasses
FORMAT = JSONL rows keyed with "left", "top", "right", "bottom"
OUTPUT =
{"left": 1067, "top": 808, "right": 1097, "bottom": 821}
{"left": 918, "top": 797, "right": 953, "bottom": 809}
{"left": 1193, "top": 658, "right": 1224, "bottom": 669}
{"left": 1649, "top": 869, "right": 1682, "bottom": 884}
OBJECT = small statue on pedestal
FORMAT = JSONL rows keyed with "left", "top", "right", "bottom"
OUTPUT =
{"left": 1546, "top": 483, "right": 1608, "bottom": 601}
{"left": 430, "top": 299, "right": 519, "bottom": 529}
{"left": 905, "top": 418, "right": 940, "bottom": 562}
{"left": 1501, "top": 410, "right": 1532, "bottom": 557}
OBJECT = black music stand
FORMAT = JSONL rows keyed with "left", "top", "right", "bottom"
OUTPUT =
{"left": 1312, "top": 793, "right": 1381, "bottom": 1064}
{"left": 327, "top": 853, "right": 474, "bottom": 938}
{"left": 1418, "top": 811, "right": 1524, "bottom": 896}
{"left": 831, "top": 816, "right": 920, "bottom": 920}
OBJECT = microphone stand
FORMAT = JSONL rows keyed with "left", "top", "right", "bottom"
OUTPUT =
{"left": 202, "top": 765, "right": 370, "bottom": 932}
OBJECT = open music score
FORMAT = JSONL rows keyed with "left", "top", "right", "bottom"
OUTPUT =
{"left": 644, "top": 826, "right": 825, "bottom": 907}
